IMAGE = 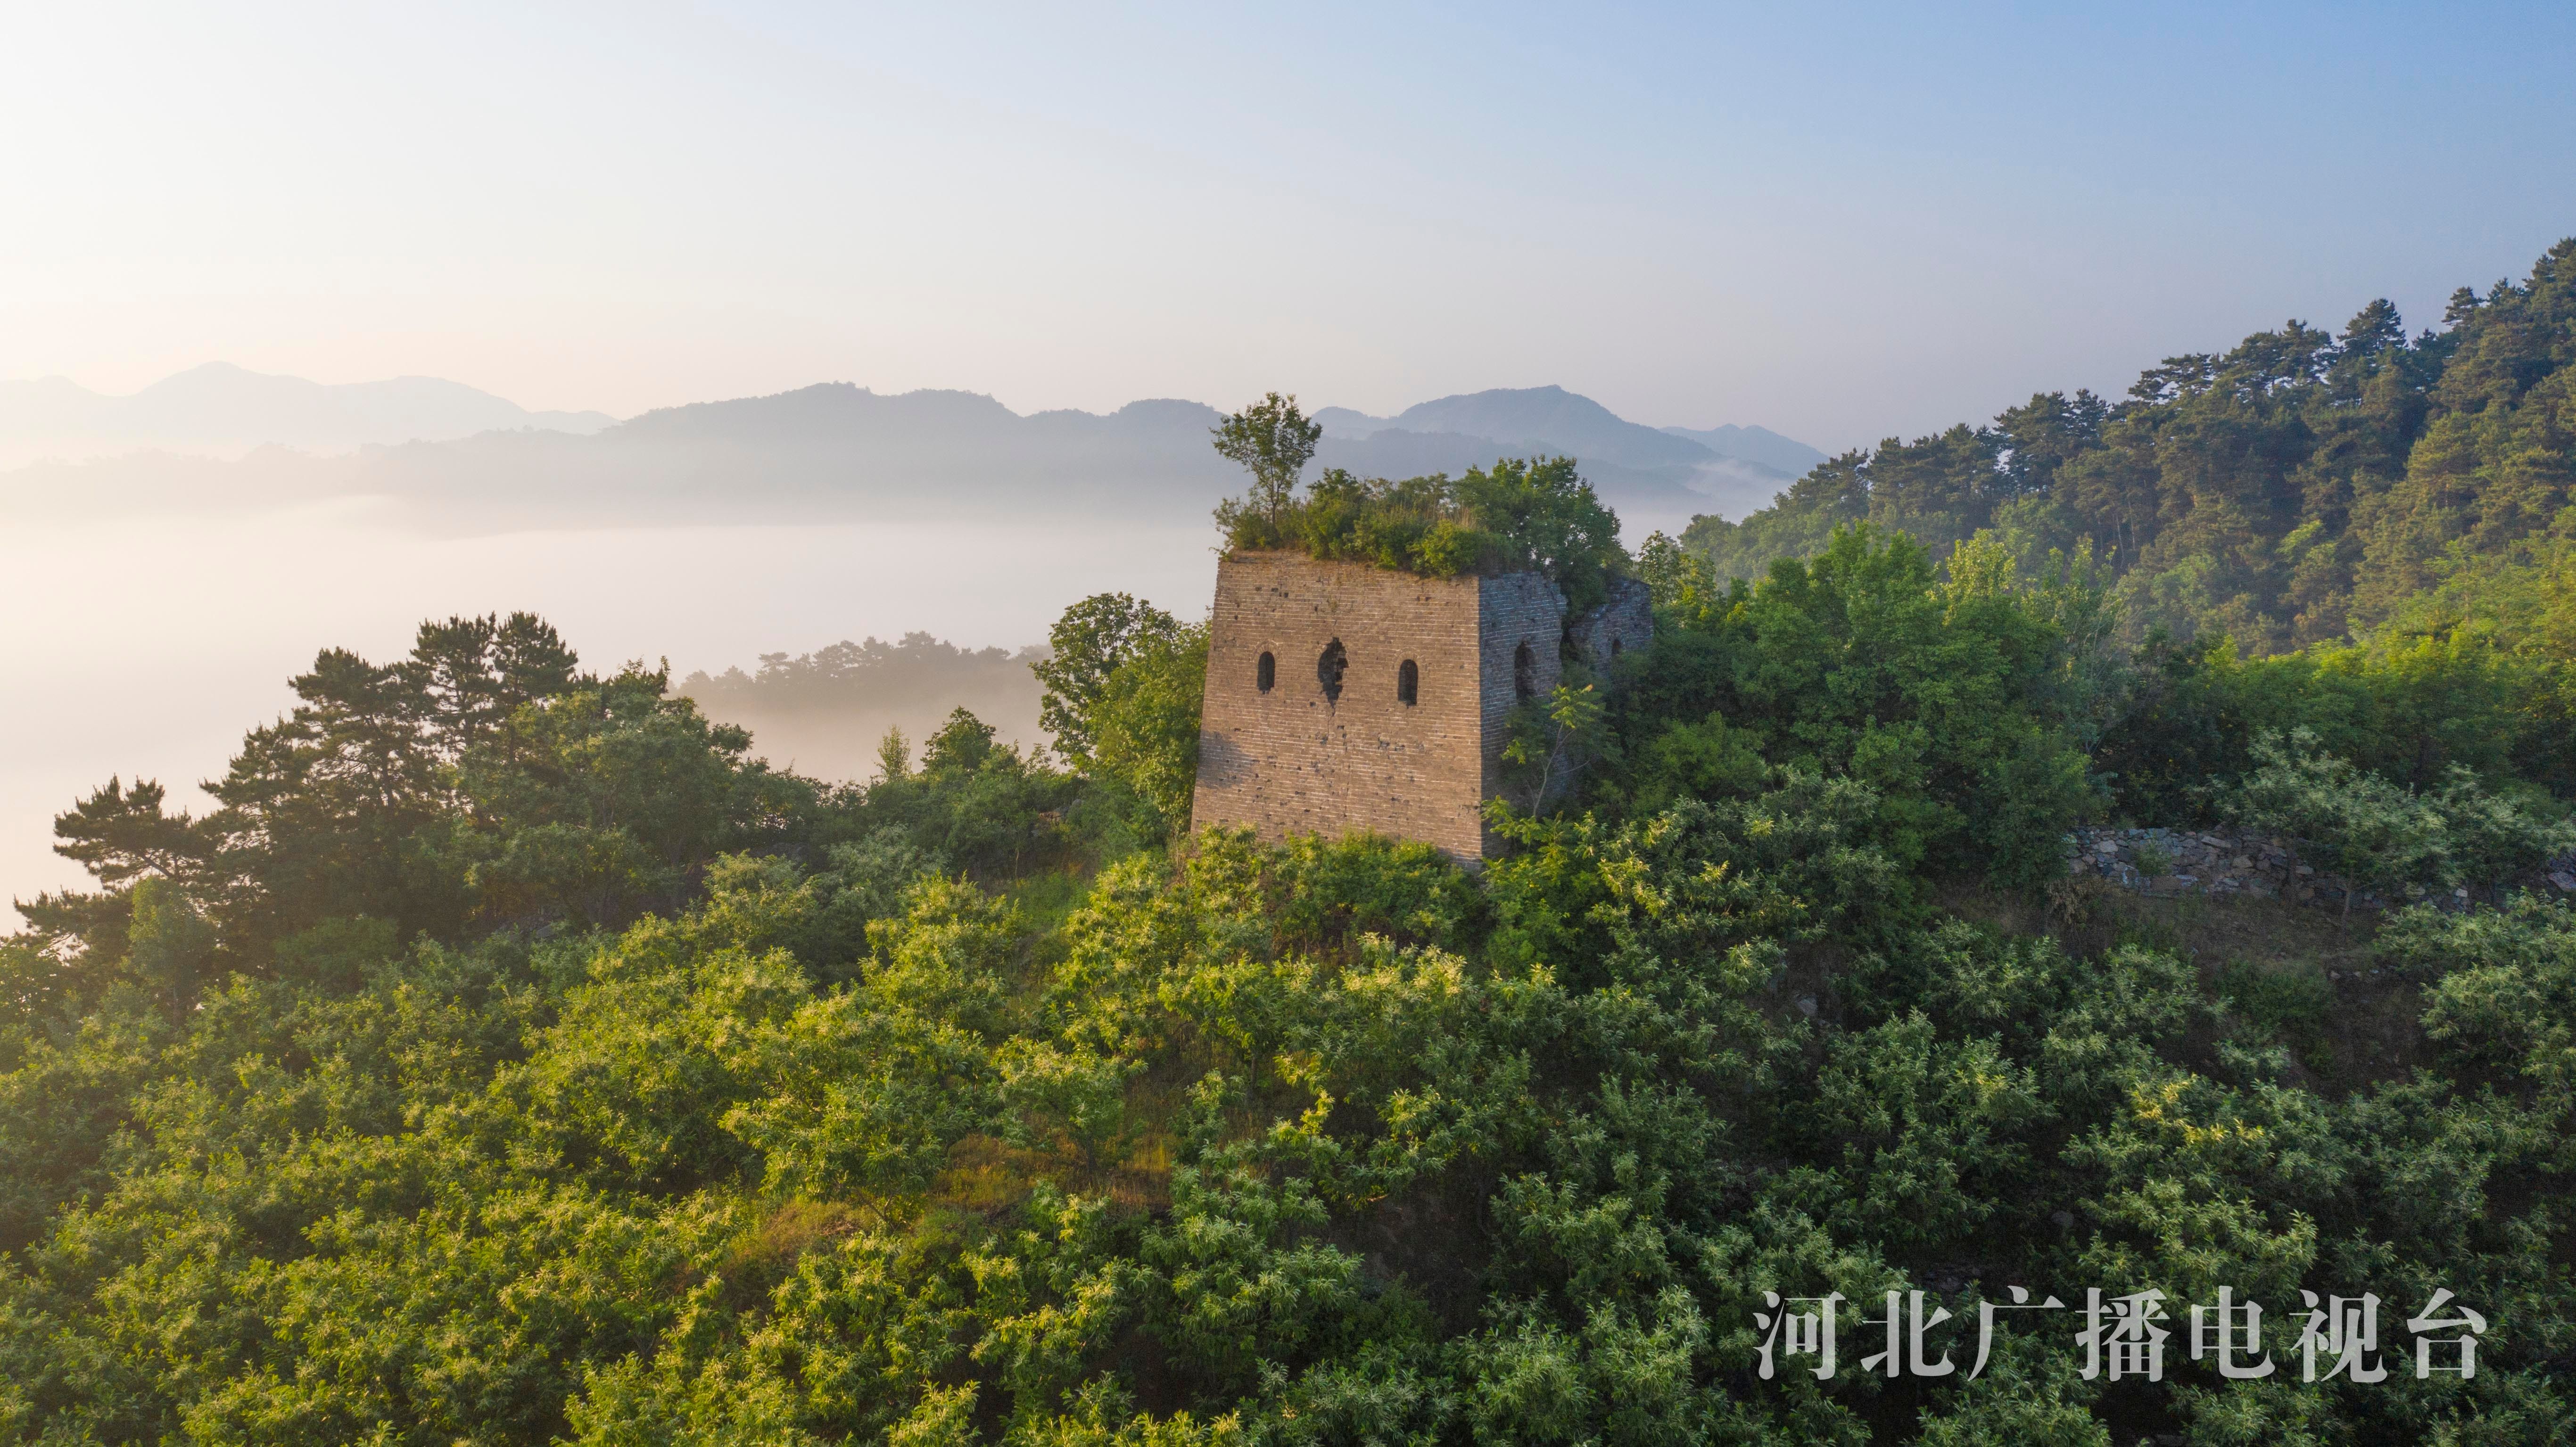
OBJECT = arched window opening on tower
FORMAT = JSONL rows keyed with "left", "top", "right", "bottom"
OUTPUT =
{"left": 1514, "top": 641, "right": 1536, "bottom": 699}
{"left": 1397, "top": 659, "right": 1419, "bottom": 706}
{"left": 1610, "top": 637, "right": 1623, "bottom": 660}
{"left": 1256, "top": 651, "right": 1276, "bottom": 693}
{"left": 1318, "top": 639, "right": 1347, "bottom": 703}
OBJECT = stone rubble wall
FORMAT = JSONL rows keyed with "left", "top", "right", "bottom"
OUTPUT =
{"left": 2066, "top": 824, "right": 2576, "bottom": 913}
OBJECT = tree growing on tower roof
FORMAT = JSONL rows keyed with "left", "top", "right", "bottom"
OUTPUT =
{"left": 1211, "top": 391, "right": 1321, "bottom": 532}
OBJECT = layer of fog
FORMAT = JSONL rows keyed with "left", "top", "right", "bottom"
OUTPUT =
{"left": 1, "top": 501, "right": 1214, "bottom": 925}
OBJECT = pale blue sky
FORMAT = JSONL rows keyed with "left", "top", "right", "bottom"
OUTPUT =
{"left": 5, "top": 1, "right": 2572, "bottom": 449}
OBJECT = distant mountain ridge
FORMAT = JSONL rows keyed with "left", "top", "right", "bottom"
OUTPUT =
{"left": 1659, "top": 423, "right": 1829, "bottom": 477}
{"left": 1309, "top": 386, "right": 1822, "bottom": 528}
{"left": 0, "top": 371, "right": 1820, "bottom": 539}
{"left": 0, "top": 362, "right": 615, "bottom": 463}
{"left": 611, "top": 383, "right": 1226, "bottom": 451}
{"left": 1380, "top": 386, "right": 1713, "bottom": 469}
{"left": 1321, "top": 386, "right": 1824, "bottom": 484}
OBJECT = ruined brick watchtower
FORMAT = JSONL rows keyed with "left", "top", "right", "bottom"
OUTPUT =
{"left": 1189, "top": 552, "right": 1651, "bottom": 862}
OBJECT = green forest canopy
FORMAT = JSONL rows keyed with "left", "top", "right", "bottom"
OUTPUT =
{"left": 4, "top": 240, "right": 2576, "bottom": 1445}
{"left": 1685, "top": 238, "right": 2576, "bottom": 662}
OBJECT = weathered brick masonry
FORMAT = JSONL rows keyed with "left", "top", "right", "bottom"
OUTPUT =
{"left": 1190, "top": 551, "right": 1650, "bottom": 862}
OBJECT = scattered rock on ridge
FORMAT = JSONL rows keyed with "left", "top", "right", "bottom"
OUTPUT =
{"left": 2063, "top": 826, "right": 2576, "bottom": 916}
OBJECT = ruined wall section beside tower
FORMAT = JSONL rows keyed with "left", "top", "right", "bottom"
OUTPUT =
{"left": 1476, "top": 574, "right": 1655, "bottom": 836}
{"left": 1570, "top": 578, "right": 1653, "bottom": 673}
{"left": 1191, "top": 551, "right": 1493, "bottom": 860}
{"left": 1475, "top": 572, "right": 1569, "bottom": 841}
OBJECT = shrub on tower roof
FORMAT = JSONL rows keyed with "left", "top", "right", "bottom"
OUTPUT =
{"left": 1212, "top": 395, "right": 1628, "bottom": 609}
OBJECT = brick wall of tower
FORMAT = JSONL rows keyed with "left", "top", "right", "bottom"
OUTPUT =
{"left": 1190, "top": 554, "right": 1651, "bottom": 863}
{"left": 1191, "top": 551, "right": 1498, "bottom": 860}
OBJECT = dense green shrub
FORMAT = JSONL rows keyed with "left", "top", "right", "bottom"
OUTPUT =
{"left": 1033, "top": 594, "right": 1209, "bottom": 848}
{"left": 2211, "top": 728, "right": 2576, "bottom": 918}
{"left": 1603, "top": 525, "right": 2103, "bottom": 887}
{"left": 1217, "top": 458, "right": 1628, "bottom": 608}
{"left": 2094, "top": 626, "right": 2568, "bottom": 821}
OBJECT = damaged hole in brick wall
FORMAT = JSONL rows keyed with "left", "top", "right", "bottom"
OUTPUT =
{"left": 1256, "top": 651, "right": 1275, "bottom": 692}
{"left": 1317, "top": 639, "right": 1347, "bottom": 703}
{"left": 1397, "top": 658, "right": 1419, "bottom": 705}
{"left": 1514, "top": 641, "right": 1536, "bottom": 699}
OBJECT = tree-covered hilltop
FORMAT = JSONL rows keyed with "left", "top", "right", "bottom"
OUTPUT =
{"left": 1685, "top": 238, "right": 2576, "bottom": 659}
{"left": 9, "top": 273, "right": 2576, "bottom": 1440}
{"left": 8, "top": 486, "right": 2576, "bottom": 1442}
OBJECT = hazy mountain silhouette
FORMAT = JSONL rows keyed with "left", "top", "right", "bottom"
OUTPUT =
{"left": 1381, "top": 386, "right": 1717, "bottom": 469}
{"left": 0, "top": 362, "right": 613, "bottom": 464}
{"left": 608, "top": 384, "right": 1225, "bottom": 461}
{"left": 1311, "top": 406, "right": 1391, "bottom": 437}
{"left": 1660, "top": 423, "right": 1828, "bottom": 476}
{"left": 1308, "top": 387, "right": 1816, "bottom": 528}
{"left": 0, "top": 375, "right": 1816, "bottom": 539}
